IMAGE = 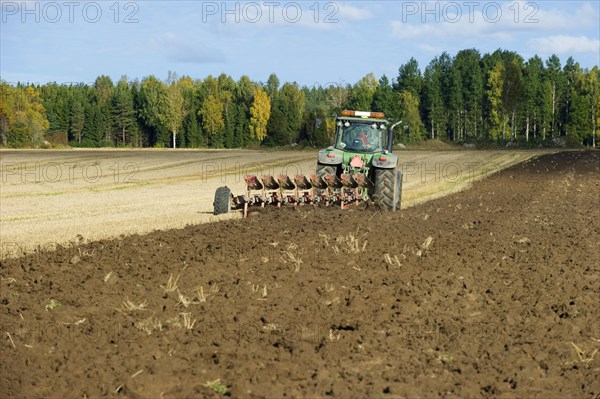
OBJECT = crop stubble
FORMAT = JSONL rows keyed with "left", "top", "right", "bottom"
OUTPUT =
{"left": 1, "top": 148, "right": 545, "bottom": 258}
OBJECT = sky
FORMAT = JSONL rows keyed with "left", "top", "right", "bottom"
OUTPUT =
{"left": 1, "top": 0, "right": 599, "bottom": 86}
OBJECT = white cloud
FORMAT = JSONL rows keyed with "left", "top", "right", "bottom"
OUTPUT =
{"left": 390, "top": 1, "right": 599, "bottom": 41}
{"left": 419, "top": 43, "right": 446, "bottom": 54}
{"left": 390, "top": 18, "right": 511, "bottom": 41}
{"left": 528, "top": 35, "right": 600, "bottom": 54}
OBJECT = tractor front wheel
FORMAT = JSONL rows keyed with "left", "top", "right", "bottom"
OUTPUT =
{"left": 373, "top": 168, "right": 402, "bottom": 211}
{"left": 316, "top": 163, "right": 336, "bottom": 178}
{"left": 316, "top": 163, "right": 336, "bottom": 195}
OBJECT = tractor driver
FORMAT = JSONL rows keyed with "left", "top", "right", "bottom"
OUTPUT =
{"left": 341, "top": 124, "right": 374, "bottom": 150}
{"left": 352, "top": 125, "right": 370, "bottom": 147}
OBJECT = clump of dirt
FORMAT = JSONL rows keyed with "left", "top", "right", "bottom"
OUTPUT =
{"left": 1, "top": 151, "right": 599, "bottom": 398}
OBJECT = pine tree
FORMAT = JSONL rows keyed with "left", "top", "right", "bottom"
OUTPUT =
{"left": 522, "top": 56, "right": 544, "bottom": 141}
{"left": 544, "top": 55, "right": 566, "bottom": 138}
{"left": 454, "top": 49, "right": 484, "bottom": 141}
{"left": 94, "top": 76, "right": 114, "bottom": 145}
{"left": 272, "top": 82, "right": 304, "bottom": 145}
{"left": 266, "top": 73, "right": 280, "bottom": 100}
{"left": 372, "top": 75, "right": 398, "bottom": 120}
{"left": 395, "top": 57, "right": 422, "bottom": 98}
{"left": 69, "top": 93, "right": 85, "bottom": 144}
{"left": 422, "top": 58, "right": 446, "bottom": 139}
{"left": 445, "top": 59, "right": 463, "bottom": 141}
{"left": 82, "top": 102, "right": 102, "bottom": 146}
{"left": 112, "top": 78, "right": 136, "bottom": 146}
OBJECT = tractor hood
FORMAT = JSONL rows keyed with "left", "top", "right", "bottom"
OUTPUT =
{"left": 318, "top": 147, "right": 398, "bottom": 170}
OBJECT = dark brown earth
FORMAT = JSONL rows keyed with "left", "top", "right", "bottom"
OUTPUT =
{"left": 1, "top": 151, "right": 599, "bottom": 398}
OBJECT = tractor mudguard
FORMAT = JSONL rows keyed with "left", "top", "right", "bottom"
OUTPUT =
{"left": 371, "top": 152, "right": 398, "bottom": 169}
{"left": 317, "top": 147, "right": 343, "bottom": 165}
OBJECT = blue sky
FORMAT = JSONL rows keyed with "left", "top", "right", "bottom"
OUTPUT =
{"left": 1, "top": 1, "right": 599, "bottom": 86}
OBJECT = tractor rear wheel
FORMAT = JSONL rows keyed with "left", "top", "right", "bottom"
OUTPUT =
{"left": 373, "top": 168, "right": 402, "bottom": 211}
{"left": 213, "top": 186, "right": 231, "bottom": 215}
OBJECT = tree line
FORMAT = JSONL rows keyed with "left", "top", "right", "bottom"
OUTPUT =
{"left": 1, "top": 49, "right": 598, "bottom": 149}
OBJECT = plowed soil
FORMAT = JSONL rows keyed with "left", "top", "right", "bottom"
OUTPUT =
{"left": 1, "top": 151, "right": 599, "bottom": 398}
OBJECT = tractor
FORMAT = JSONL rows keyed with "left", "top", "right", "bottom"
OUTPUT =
{"left": 213, "top": 110, "right": 403, "bottom": 216}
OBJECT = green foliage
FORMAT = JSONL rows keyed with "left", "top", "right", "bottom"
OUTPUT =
{"left": 372, "top": 75, "right": 398, "bottom": 120}
{"left": 395, "top": 57, "right": 422, "bottom": 98}
{"left": 3, "top": 50, "right": 597, "bottom": 149}
{"left": 0, "top": 83, "right": 50, "bottom": 147}
{"left": 486, "top": 62, "right": 504, "bottom": 141}
{"left": 267, "top": 82, "right": 304, "bottom": 145}
{"left": 521, "top": 56, "right": 544, "bottom": 142}
{"left": 422, "top": 60, "right": 446, "bottom": 139}
{"left": 266, "top": 73, "right": 280, "bottom": 99}
{"left": 112, "top": 78, "right": 137, "bottom": 146}
{"left": 71, "top": 138, "right": 99, "bottom": 148}
{"left": 249, "top": 88, "right": 271, "bottom": 141}
{"left": 199, "top": 94, "right": 225, "bottom": 146}
{"left": 348, "top": 73, "right": 378, "bottom": 110}
{"left": 166, "top": 77, "right": 191, "bottom": 148}
{"left": 204, "top": 380, "right": 228, "bottom": 396}
{"left": 300, "top": 107, "right": 333, "bottom": 147}
{"left": 454, "top": 49, "right": 484, "bottom": 141}
{"left": 94, "top": 75, "right": 115, "bottom": 144}
{"left": 397, "top": 91, "right": 424, "bottom": 141}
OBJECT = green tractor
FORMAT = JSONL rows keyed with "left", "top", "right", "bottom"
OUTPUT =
{"left": 212, "top": 110, "right": 403, "bottom": 216}
{"left": 315, "top": 110, "right": 403, "bottom": 211}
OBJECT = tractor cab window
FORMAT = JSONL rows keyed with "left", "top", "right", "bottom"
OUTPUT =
{"left": 335, "top": 122, "right": 386, "bottom": 153}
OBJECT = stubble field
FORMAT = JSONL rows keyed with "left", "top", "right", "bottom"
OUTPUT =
{"left": 1, "top": 148, "right": 545, "bottom": 258}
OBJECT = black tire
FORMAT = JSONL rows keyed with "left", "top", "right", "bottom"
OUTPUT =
{"left": 396, "top": 170, "right": 403, "bottom": 210}
{"left": 213, "top": 186, "right": 231, "bottom": 215}
{"left": 316, "top": 163, "right": 336, "bottom": 177}
{"left": 316, "top": 163, "right": 336, "bottom": 195}
{"left": 373, "top": 168, "right": 401, "bottom": 211}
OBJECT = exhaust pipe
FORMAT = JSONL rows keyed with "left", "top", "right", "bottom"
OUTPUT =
{"left": 388, "top": 120, "right": 403, "bottom": 152}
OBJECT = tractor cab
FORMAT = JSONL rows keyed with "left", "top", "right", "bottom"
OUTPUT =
{"left": 334, "top": 110, "right": 391, "bottom": 154}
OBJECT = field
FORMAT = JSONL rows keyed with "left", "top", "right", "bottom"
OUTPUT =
{"left": 1, "top": 149, "right": 599, "bottom": 398}
{"left": 1, "top": 148, "right": 544, "bottom": 258}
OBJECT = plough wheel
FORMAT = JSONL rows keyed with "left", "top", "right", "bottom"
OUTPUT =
{"left": 213, "top": 186, "right": 231, "bottom": 215}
